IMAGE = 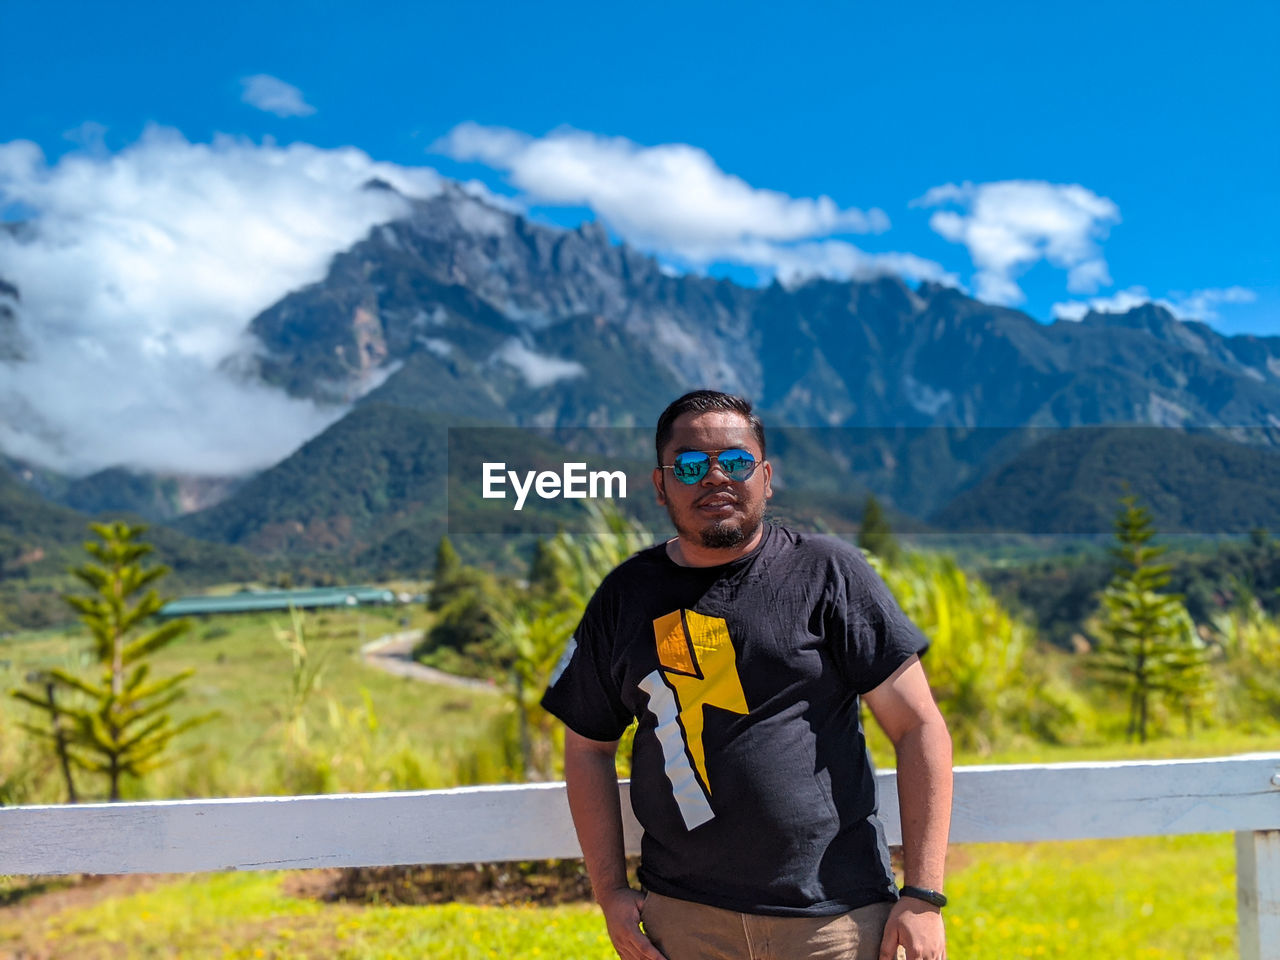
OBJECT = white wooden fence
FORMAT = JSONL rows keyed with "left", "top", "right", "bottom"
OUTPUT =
{"left": 2, "top": 753, "right": 1278, "bottom": 958}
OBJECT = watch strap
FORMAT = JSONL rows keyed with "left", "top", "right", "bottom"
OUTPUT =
{"left": 900, "top": 885, "right": 948, "bottom": 908}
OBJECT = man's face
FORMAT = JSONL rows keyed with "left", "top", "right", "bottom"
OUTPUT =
{"left": 651, "top": 410, "right": 773, "bottom": 550}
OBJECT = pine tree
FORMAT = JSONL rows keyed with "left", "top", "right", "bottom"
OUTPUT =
{"left": 11, "top": 521, "right": 213, "bottom": 800}
{"left": 1089, "top": 496, "right": 1211, "bottom": 742}
{"left": 857, "top": 494, "right": 901, "bottom": 565}
{"left": 427, "top": 536, "right": 463, "bottom": 612}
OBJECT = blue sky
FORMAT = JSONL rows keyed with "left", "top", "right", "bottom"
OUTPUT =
{"left": 0, "top": 0, "right": 1277, "bottom": 475}
{"left": 3, "top": 0, "right": 1276, "bottom": 331}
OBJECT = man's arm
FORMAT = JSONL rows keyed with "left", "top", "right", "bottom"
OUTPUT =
{"left": 563, "top": 729, "right": 666, "bottom": 960}
{"left": 862, "top": 655, "right": 953, "bottom": 960}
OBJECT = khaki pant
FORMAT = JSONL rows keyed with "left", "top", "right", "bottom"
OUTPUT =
{"left": 640, "top": 891, "right": 894, "bottom": 960}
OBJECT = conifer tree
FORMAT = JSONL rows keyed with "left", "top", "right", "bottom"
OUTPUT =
{"left": 857, "top": 494, "right": 901, "bottom": 565}
{"left": 11, "top": 521, "right": 212, "bottom": 800}
{"left": 427, "top": 535, "right": 463, "bottom": 611}
{"left": 1089, "top": 496, "right": 1211, "bottom": 742}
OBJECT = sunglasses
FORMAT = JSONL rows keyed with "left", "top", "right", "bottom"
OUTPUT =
{"left": 661, "top": 448, "right": 760, "bottom": 485}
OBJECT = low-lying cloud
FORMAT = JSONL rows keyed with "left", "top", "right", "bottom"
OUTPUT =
{"left": 494, "top": 340, "right": 585, "bottom": 389}
{"left": 1052, "top": 285, "right": 1257, "bottom": 323}
{"left": 0, "top": 126, "right": 443, "bottom": 476}
{"left": 726, "top": 238, "right": 962, "bottom": 290}
{"left": 915, "top": 180, "right": 1121, "bottom": 306}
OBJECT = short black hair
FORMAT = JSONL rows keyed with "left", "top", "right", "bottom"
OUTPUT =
{"left": 655, "top": 390, "right": 766, "bottom": 465}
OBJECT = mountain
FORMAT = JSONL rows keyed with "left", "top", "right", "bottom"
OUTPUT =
{"left": 929, "top": 426, "right": 1280, "bottom": 535}
{"left": 3, "top": 458, "right": 243, "bottom": 522}
{"left": 0, "top": 277, "right": 22, "bottom": 363}
{"left": 170, "top": 403, "right": 674, "bottom": 572}
{"left": 240, "top": 185, "right": 1280, "bottom": 441}
{"left": 7, "top": 180, "right": 1280, "bottom": 575}
{"left": 243, "top": 183, "right": 752, "bottom": 428}
{"left": 56, "top": 469, "right": 241, "bottom": 521}
{"left": 175, "top": 183, "right": 1280, "bottom": 563}
{"left": 0, "top": 460, "right": 266, "bottom": 630}
{"left": 175, "top": 404, "right": 452, "bottom": 556}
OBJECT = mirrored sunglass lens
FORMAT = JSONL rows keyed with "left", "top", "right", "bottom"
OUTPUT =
{"left": 673, "top": 453, "right": 710, "bottom": 483}
{"left": 717, "top": 450, "right": 756, "bottom": 476}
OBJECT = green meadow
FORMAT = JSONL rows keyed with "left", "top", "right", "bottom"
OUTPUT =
{"left": 2, "top": 601, "right": 1277, "bottom": 958}
{"left": 0, "top": 833, "right": 1245, "bottom": 958}
{"left": 0, "top": 604, "right": 516, "bottom": 806}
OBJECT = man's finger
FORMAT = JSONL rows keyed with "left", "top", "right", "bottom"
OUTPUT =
{"left": 610, "top": 922, "right": 667, "bottom": 960}
{"left": 618, "top": 937, "right": 665, "bottom": 960}
{"left": 629, "top": 929, "right": 668, "bottom": 960}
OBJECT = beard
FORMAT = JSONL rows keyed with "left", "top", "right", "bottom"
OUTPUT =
{"left": 700, "top": 520, "right": 748, "bottom": 549}
{"left": 663, "top": 488, "right": 765, "bottom": 552}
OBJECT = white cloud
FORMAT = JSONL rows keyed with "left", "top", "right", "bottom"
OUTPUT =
{"left": 915, "top": 180, "right": 1120, "bottom": 306}
{"left": 1165, "top": 286, "right": 1257, "bottom": 321}
{"left": 722, "top": 238, "right": 961, "bottom": 290}
{"left": 434, "top": 123, "right": 890, "bottom": 265}
{"left": 1052, "top": 285, "right": 1257, "bottom": 323}
{"left": 0, "top": 126, "right": 444, "bottom": 475}
{"left": 62, "top": 121, "right": 109, "bottom": 155}
{"left": 494, "top": 339, "right": 585, "bottom": 388}
{"left": 431, "top": 122, "right": 960, "bottom": 290}
{"left": 1052, "top": 302, "right": 1091, "bottom": 322}
{"left": 1052, "top": 286, "right": 1155, "bottom": 321}
{"left": 241, "top": 74, "right": 316, "bottom": 118}
{"left": 1066, "top": 258, "right": 1112, "bottom": 294}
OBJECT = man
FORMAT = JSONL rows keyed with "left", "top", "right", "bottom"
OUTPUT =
{"left": 541, "top": 390, "right": 952, "bottom": 960}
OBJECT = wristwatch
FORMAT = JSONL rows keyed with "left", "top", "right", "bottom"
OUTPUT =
{"left": 900, "top": 885, "right": 948, "bottom": 908}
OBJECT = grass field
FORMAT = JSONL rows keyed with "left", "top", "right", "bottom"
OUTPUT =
{"left": 0, "top": 604, "right": 514, "bottom": 805}
{"left": 2, "top": 607, "right": 1276, "bottom": 958}
{"left": 0, "top": 834, "right": 1239, "bottom": 958}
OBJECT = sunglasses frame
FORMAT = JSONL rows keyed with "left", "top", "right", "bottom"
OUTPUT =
{"left": 660, "top": 448, "right": 760, "bottom": 485}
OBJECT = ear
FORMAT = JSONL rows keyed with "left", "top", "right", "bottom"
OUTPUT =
{"left": 762, "top": 460, "right": 774, "bottom": 500}
{"left": 652, "top": 466, "right": 667, "bottom": 505}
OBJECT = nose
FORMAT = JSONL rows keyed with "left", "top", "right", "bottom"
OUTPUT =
{"left": 700, "top": 461, "right": 734, "bottom": 484}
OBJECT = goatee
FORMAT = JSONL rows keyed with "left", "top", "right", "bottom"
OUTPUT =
{"left": 700, "top": 523, "right": 747, "bottom": 549}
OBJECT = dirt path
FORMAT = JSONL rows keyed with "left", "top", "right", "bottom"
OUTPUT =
{"left": 359, "top": 630, "right": 503, "bottom": 693}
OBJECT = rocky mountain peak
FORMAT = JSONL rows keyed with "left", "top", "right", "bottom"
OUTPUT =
{"left": 240, "top": 172, "right": 1280, "bottom": 438}
{"left": 1082, "top": 301, "right": 1180, "bottom": 335}
{"left": 360, "top": 176, "right": 401, "bottom": 195}
{"left": 0, "top": 275, "right": 25, "bottom": 362}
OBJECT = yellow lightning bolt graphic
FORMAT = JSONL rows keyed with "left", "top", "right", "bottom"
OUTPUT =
{"left": 652, "top": 609, "right": 750, "bottom": 798}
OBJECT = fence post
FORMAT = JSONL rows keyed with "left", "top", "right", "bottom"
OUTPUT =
{"left": 1237, "top": 829, "right": 1280, "bottom": 960}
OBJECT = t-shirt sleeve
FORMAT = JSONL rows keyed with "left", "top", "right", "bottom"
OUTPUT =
{"left": 824, "top": 543, "right": 930, "bottom": 694}
{"left": 539, "top": 582, "right": 633, "bottom": 742}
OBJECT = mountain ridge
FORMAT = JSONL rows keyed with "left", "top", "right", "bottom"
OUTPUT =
{"left": 4, "top": 180, "right": 1280, "bottom": 568}
{"left": 240, "top": 185, "right": 1280, "bottom": 436}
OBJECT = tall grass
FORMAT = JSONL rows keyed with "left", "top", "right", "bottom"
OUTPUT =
{"left": 876, "top": 552, "right": 1094, "bottom": 754}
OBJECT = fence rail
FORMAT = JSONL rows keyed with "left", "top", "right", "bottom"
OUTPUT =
{"left": 3, "top": 753, "right": 1279, "bottom": 958}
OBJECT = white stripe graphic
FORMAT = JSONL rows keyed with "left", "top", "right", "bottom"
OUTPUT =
{"left": 548, "top": 636, "right": 577, "bottom": 687}
{"left": 638, "top": 669, "right": 714, "bottom": 830}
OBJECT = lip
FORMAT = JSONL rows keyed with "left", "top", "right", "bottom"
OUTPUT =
{"left": 696, "top": 491, "right": 738, "bottom": 504}
{"left": 696, "top": 494, "right": 739, "bottom": 511}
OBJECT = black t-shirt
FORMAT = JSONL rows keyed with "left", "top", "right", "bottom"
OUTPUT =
{"left": 540, "top": 522, "right": 929, "bottom": 917}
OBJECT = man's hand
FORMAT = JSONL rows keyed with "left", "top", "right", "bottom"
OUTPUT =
{"left": 598, "top": 886, "right": 667, "bottom": 960}
{"left": 563, "top": 732, "right": 665, "bottom": 958}
{"left": 878, "top": 898, "right": 945, "bottom": 960}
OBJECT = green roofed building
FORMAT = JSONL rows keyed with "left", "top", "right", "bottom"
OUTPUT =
{"left": 158, "top": 586, "right": 398, "bottom": 619}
